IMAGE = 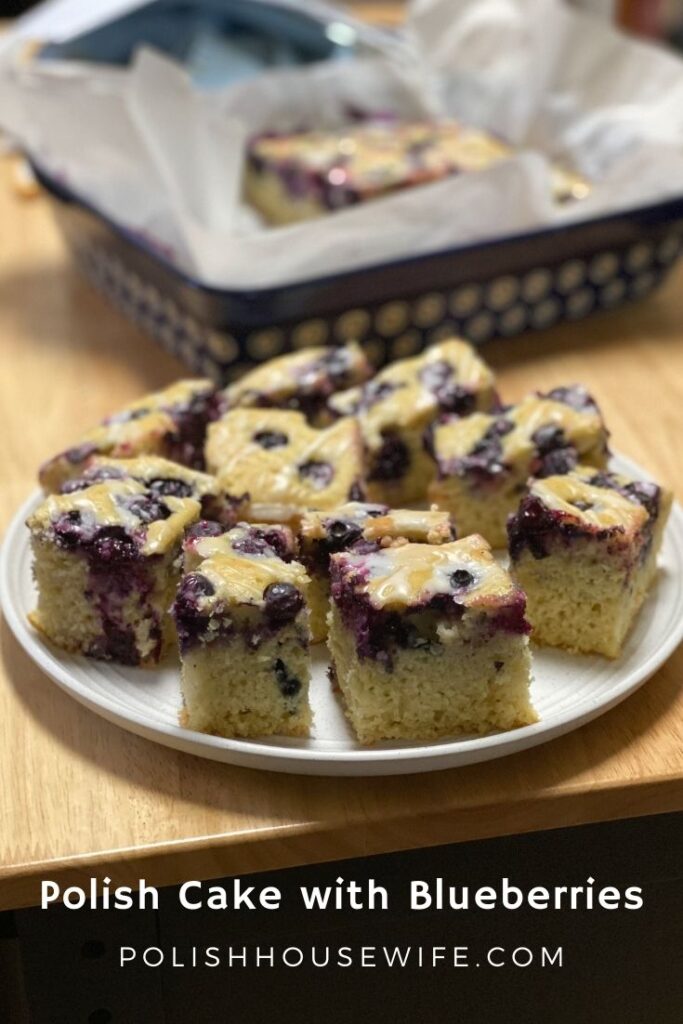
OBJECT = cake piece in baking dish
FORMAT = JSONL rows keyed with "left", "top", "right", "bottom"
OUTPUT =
{"left": 182, "top": 520, "right": 297, "bottom": 573}
{"left": 27, "top": 479, "right": 200, "bottom": 665}
{"left": 328, "top": 338, "right": 498, "bottom": 506}
{"left": 427, "top": 385, "right": 610, "bottom": 548}
{"left": 223, "top": 342, "right": 373, "bottom": 424}
{"left": 246, "top": 119, "right": 590, "bottom": 226}
{"left": 327, "top": 535, "right": 535, "bottom": 744}
{"left": 172, "top": 543, "right": 312, "bottom": 738}
{"left": 39, "top": 379, "right": 221, "bottom": 493}
{"left": 58, "top": 455, "right": 248, "bottom": 526}
{"left": 205, "top": 408, "right": 366, "bottom": 525}
{"left": 508, "top": 466, "right": 672, "bottom": 657}
{"left": 299, "top": 501, "right": 455, "bottom": 643}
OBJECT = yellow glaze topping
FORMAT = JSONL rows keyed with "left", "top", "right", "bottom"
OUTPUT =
{"left": 28, "top": 480, "right": 200, "bottom": 556}
{"left": 330, "top": 339, "right": 496, "bottom": 444}
{"left": 195, "top": 551, "right": 309, "bottom": 609}
{"left": 530, "top": 473, "right": 648, "bottom": 534}
{"left": 224, "top": 343, "right": 370, "bottom": 406}
{"left": 91, "top": 456, "right": 219, "bottom": 498}
{"left": 205, "top": 409, "right": 363, "bottom": 512}
{"left": 300, "top": 502, "right": 453, "bottom": 545}
{"left": 434, "top": 393, "right": 607, "bottom": 471}
{"left": 339, "top": 535, "right": 517, "bottom": 610}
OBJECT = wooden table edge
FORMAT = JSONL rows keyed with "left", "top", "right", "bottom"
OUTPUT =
{"left": 2, "top": 775, "right": 680, "bottom": 912}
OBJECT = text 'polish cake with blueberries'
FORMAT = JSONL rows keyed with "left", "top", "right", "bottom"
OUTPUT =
{"left": 205, "top": 408, "right": 366, "bottom": 525}
{"left": 329, "top": 338, "right": 498, "bottom": 506}
{"left": 428, "top": 385, "right": 610, "bottom": 548}
{"left": 327, "top": 536, "right": 535, "bottom": 744}
{"left": 172, "top": 537, "right": 312, "bottom": 738}
{"left": 299, "top": 502, "right": 455, "bottom": 642}
{"left": 508, "top": 467, "right": 672, "bottom": 657}
{"left": 28, "top": 479, "right": 200, "bottom": 665}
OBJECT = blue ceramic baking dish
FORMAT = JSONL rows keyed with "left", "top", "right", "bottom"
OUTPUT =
{"left": 33, "top": 159, "right": 683, "bottom": 383}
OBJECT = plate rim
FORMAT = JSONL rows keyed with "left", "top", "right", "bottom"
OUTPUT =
{"left": 2, "top": 453, "right": 683, "bottom": 776}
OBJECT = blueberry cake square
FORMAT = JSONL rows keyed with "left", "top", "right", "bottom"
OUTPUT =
{"left": 329, "top": 338, "right": 498, "bottom": 506}
{"left": 182, "top": 520, "right": 297, "bottom": 573}
{"left": 28, "top": 479, "right": 200, "bottom": 665}
{"left": 300, "top": 502, "right": 455, "bottom": 643}
{"left": 39, "top": 379, "right": 220, "bottom": 493}
{"left": 223, "top": 342, "right": 373, "bottom": 424}
{"left": 508, "top": 467, "right": 672, "bottom": 657}
{"left": 58, "top": 455, "right": 248, "bottom": 526}
{"left": 246, "top": 120, "right": 589, "bottom": 226}
{"left": 205, "top": 408, "right": 366, "bottom": 525}
{"left": 172, "top": 545, "right": 312, "bottom": 738}
{"left": 327, "top": 535, "right": 535, "bottom": 743}
{"left": 427, "top": 385, "right": 610, "bottom": 548}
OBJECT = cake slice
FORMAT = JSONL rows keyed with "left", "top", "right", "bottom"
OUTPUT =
{"left": 508, "top": 466, "right": 672, "bottom": 657}
{"left": 223, "top": 342, "right": 373, "bottom": 424}
{"left": 327, "top": 536, "right": 535, "bottom": 743}
{"left": 58, "top": 455, "right": 248, "bottom": 526}
{"left": 300, "top": 502, "right": 455, "bottom": 642}
{"left": 172, "top": 546, "right": 311, "bottom": 738}
{"left": 182, "top": 520, "right": 297, "bottom": 573}
{"left": 427, "top": 385, "right": 610, "bottom": 548}
{"left": 205, "top": 408, "right": 366, "bottom": 525}
{"left": 39, "top": 379, "right": 220, "bottom": 492}
{"left": 27, "top": 479, "right": 200, "bottom": 665}
{"left": 329, "top": 338, "right": 498, "bottom": 506}
{"left": 246, "top": 119, "right": 589, "bottom": 225}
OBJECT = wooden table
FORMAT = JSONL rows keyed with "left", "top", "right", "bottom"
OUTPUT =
{"left": 1, "top": 149, "right": 682, "bottom": 914}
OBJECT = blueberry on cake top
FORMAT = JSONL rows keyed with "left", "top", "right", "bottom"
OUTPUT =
{"left": 172, "top": 547, "right": 311, "bottom": 738}
{"left": 58, "top": 455, "right": 247, "bottom": 526}
{"left": 183, "top": 521, "right": 297, "bottom": 573}
{"left": 327, "top": 536, "right": 535, "bottom": 743}
{"left": 204, "top": 408, "right": 366, "bottom": 524}
{"left": 223, "top": 343, "right": 373, "bottom": 424}
{"left": 28, "top": 479, "right": 201, "bottom": 665}
{"left": 427, "top": 385, "right": 609, "bottom": 547}
{"left": 508, "top": 466, "right": 672, "bottom": 657}
{"left": 328, "top": 338, "right": 498, "bottom": 505}
{"left": 246, "top": 120, "right": 589, "bottom": 226}
{"left": 299, "top": 501, "right": 456, "bottom": 642}
{"left": 39, "top": 379, "right": 220, "bottom": 493}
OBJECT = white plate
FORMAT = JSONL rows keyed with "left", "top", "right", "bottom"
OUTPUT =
{"left": 2, "top": 454, "right": 683, "bottom": 776}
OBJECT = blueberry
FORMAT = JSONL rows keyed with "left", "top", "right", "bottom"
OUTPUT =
{"left": 319, "top": 348, "right": 349, "bottom": 380}
{"left": 538, "top": 449, "right": 576, "bottom": 476}
{"left": 52, "top": 510, "right": 83, "bottom": 548}
{"left": 436, "top": 384, "right": 476, "bottom": 416}
{"left": 622, "top": 481, "right": 660, "bottom": 518}
{"left": 263, "top": 582, "right": 304, "bottom": 623}
{"left": 324, "top": 519, "right": 363, "bottom": 551}
{"left": 253, "top": 430, "right": 288, "bottom": 450}
{"left": 178, "top": 572, "right": 215, "bottom": 605}
{"left": 450, "top": 569, "right": 474, "bottom": 589}
{"left": 185, "top": 520, "right": 224, "bottom": 541}
{"left": 347, "top": 481, "right": 365, "bottom": 502}
{"left": 369, "top": 434, "right": 410, "bottom": 481}
{"left": 545, "top": 385, "right": 595, "bottom": 411}
{"left": 273, "top": 658, "right": 302, "bottom": 698}
{"left": 90, "top": 527, "right": 138, "bottom": 565}
{"left": 532, "top": 424, "right": 565, "bottom": 454}
{"left": 298, "top": 460, "right": 334, "bottom": 490}
{"left": 65, "top": 442, "right": 97, "bottom": 465}
{"left": 232, "top": 528, "right": 275, "bottom": 558}
{"left": 572, "top": 500, "right": 593, "bottom": 512}
{"left": 148, "top": 477, "right": 193, "bottom": 498}
{"left": 125, "top": 495, "right": 172, "bottom": 524}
